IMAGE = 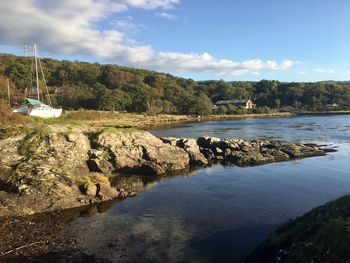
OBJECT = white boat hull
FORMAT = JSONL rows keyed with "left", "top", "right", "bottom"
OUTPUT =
{"left": 28, "top": 108, "right": 62, "bottom": 118}
{"left": 13, "top": 105, "right": 62, "bottom": 118}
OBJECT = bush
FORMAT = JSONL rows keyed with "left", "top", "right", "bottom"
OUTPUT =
{"left": 213, "top": 105, "right": 227, "bottom": 115}
{"left": 252, "top": 106, "right": 272, "bottom": 114}
{"left": 0, "top": 99, "right": 28, "bottom": 125}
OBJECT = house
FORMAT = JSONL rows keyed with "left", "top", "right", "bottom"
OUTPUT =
{"left": 326, "top": 103, "right": 339, "bottom": 108}
{"left": 214, "top": 99, "right": 255, "bottom": 109}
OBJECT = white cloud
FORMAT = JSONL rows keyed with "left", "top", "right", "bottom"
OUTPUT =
{"left": 0, "top": 0, "right": 298, "bottom": 76}
{"left": 112, "top": 17, "right": 145, "bottom": 34}
{"left": 124, "top": 0, "right": 180, "bottom": 9}
{"left": 147, "top": 52, "right": 298, "bottom": 76}
{"left": 316, "top": 68, "right": 335, "bottom": 74}
{"left": 155, "top": 12, "right": 178, "bottom": 20}
{"left": 298, "top": 70, "right": 309, "bottom": 75}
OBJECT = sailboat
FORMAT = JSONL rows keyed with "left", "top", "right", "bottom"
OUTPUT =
{"left": 13, "top": 44, "right": 62, "bottom": 118}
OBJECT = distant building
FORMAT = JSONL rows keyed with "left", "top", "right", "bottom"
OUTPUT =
{"left": 326, "top": 103, "right": 339, "bottom": 108}
{"left": 214, "top": 99, "right": 255, "bottom": 109}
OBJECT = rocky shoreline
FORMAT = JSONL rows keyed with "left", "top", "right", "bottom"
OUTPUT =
{"left": 0, "top": 126, "right": 332, "bottom": 217}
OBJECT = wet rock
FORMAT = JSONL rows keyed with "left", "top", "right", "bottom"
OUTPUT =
{"left": 197, "top": 136, "right": 221, "bottom": 149}
{"left": 139, "top": 161, "right": 166, "bottom": 175}
{"left": 196, "top": 136, "right": 327, "bottom": 167}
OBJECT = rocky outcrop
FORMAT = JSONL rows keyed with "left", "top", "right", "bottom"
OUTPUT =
{"left": 243, "top": 195, "right": 350, "bottom": 263}
{"left": 196, "top": 136, "right": 326, "bottom": 166}
{"left": 88, "top": 130, "right": 190, "bottom": 176}
{"left": 161, "top": 137, "right": 208, "bottom": 166}
{"left": 0, "top": 127, "right": 332, "bottom": 217}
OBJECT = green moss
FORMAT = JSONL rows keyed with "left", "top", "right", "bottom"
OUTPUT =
{"left": 17, "top": 130, "right": 47, "bottom": 156}
{"left": 0, "top": 125, "right": 29, "bottom": 139}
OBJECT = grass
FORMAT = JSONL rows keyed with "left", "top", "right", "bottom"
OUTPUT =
{"left": 0, "top": 125, "right": 30, "bottom": 139}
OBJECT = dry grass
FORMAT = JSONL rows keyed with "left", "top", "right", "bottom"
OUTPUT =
{"left": 0, "top": 99, "right": 29, "bottom": 126}
{"left": 89, "top": 172, "right": 110, "bottom": 185}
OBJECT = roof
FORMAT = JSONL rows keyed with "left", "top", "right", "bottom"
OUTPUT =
{"left": 215, "top": 99, "right": 249, "bottom": 105}
{"left": 326, "top": 103, "right": 338, "bottom": 107}
{"left": 22, "top": 98, "right": 42, "bottom": 106}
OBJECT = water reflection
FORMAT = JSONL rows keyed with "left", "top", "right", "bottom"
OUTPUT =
{"left": 20, "top": 114, "right": 350, "bottom": 263}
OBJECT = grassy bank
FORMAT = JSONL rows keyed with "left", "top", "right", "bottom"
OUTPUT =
{"left": 0, "top": 110, "right": 295, "bottom": 130}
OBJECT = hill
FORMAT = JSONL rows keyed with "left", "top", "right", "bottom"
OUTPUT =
{"left": 0, "top": 53, "right": 350, "bottom": 118}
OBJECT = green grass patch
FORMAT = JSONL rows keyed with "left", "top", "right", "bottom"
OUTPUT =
{"left": 0, "top": 125, "right": 29, "bottom": 139}
{"left": 17, "top": 129, "right": 48, "bottom": 156}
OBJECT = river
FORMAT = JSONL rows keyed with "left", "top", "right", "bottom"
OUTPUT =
{"left": 63, "top": 114, "right": 350, "bottom": 262}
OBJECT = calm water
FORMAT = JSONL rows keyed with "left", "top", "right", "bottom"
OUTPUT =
{"left": 65, "top": 115, "right": 350, "bottom": 262}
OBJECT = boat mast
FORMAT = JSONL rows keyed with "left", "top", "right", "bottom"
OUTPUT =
{"left": 34, "top": 44, "right": 40, "bottom": 101}
{"left": 6, "top": 78, "right": 11, "bottom": 107}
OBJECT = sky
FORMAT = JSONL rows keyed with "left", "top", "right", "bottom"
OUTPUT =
{"left": 0, "top": 0, "right": 350, "bottom": 82}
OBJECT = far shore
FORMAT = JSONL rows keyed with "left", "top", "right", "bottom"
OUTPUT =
{"left": 42, "top": 111, "right": 296, "bottom": 129}
{"left": 296, "top": 110, "right": 350, "bottom": 115}
{"left": 33, "top": 109, "right": 350, "bottom": 129}
{"left": 3, "top": 110, "right": 350, "bottom": 131}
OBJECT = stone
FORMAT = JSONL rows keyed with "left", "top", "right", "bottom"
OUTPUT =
{"left": 175, "top": 138, "right": 208, "bottom": 166}
{"left": 91, "top": 131, "right": 190, "bottom": 175}
{"left": 87, "top": 149, "right": 114, "bottom": 174}
{"left": 197, "top": 136, "right": 221, "bottom": 149}
{"left": 96, "top": 183, "right": 119, "bottom": 200}
{"left": 160, "top": 137, "right": 178, "bottom": 146}
{"left": 139, "top": 161, "right": 166, "bottom": 175}
{"left": 82, "top": 183, "right": 97, "bottom": 197}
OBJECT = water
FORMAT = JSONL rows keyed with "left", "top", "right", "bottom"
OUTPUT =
{"left": 64, "top": 115, "right": 350, "bottom": 262}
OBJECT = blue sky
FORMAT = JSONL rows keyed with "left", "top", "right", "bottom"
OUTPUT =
{"left": 1, "top": 0, "right": 350, "bottom": 82}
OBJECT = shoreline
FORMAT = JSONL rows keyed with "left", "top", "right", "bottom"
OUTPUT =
{"left": 11, "top": 111, "right": 295, "bottom": 130}
{"left": 0, "top": 123, "right": 340, "bottom": 261}
{"left": 5, "top": 110, "right": 350, "bottom": 131}
{"left": 296, "top": 110, "right": 350, "bottom": 115}
{"left": 0, "top": 127, "right": 331, "bottom": 217}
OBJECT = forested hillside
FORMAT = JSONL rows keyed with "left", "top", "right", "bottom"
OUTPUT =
{"left": 1, "top": 53, "right": 350, "bottom": 115}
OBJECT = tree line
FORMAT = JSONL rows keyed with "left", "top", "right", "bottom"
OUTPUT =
{"left": 0, "top": 53, "right": 350, "bottom": 115}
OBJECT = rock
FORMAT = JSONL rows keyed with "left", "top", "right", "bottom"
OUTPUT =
{"left": 215, "top": 147, "right": 223, "bottom": 154}
{"left": 160, "top": 137, "right": 178, "bottom": 146}
{"left": 96, "top": 183, "right": 119, "bottom": 200}
{"left": 81, "top": 183, "right": 97, "bottom": 197}
{"left": 91, "top": 130, "right": 190, "bottom": 175}
{"left": 0, "top": 127, "right": 332, "bottom": 217}
{"left": 0, "top": 135, "right": 26, "bottom": 167}
{"left": 47, "top": 132, "right": 91, "bottom": 173}
{"left": 139, "top": 161, "right": 166, "bottom": 175}
{"left": 243, "top": 195, "right": 350, "bottom": 263}
{"left": 188, "top": 152, "right": 208, "bottom": 166}
{"left": 87, "top": 149, "right": 114, "bottom": 174}
{"left": 197, "top": 136, "right": 221, "bottom": 149}
{"left": 175, "top": 138, "right": 208, "bottom": 166}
